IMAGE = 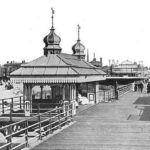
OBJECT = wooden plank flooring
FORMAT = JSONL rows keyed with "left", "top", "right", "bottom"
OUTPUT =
{"left": 31, "top": 92, "right": 150, "bottom": 150}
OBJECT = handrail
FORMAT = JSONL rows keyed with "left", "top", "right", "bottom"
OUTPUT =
{"left": 0, "top": 102, "right": 74, "bottom": 150}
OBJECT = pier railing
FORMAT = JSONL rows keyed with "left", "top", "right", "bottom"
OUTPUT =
{"left": 0, "top": 102, "right": 74, "bottom": 150}
{"left": 98, "top": 83, "right": 132, "bottom": 102}
{"left": 0, "top": 96, "right": 69, "bottom": 116}
{"left": 0, "top": 96, "right": 23, "bottom": 115}
{"left": 117, "top": 83, "right": 132, "bottom": 97}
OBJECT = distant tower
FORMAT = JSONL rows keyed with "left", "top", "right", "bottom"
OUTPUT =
{"left": 93, "top": 53, "right": 96, "bottom": 61}
{"left": 100, "top": 57, "right": 103, "bottom": 67}
{"left": 43, "top": 8, "right": 62, "bottom": 56}
{"left": 87, "top": 49, "right": 89, "bottom": 62}
{"left": 72, "top": 24, "right": 85, "bottom": 60}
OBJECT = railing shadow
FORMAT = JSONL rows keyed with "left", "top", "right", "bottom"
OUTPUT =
{"left": 139, "top": 106, "right": 150, "bottom": 121}
{"left": 133, "top": 96, "right": 150, "bottom": 105}
{"left": 133, "top": 96, "right": 150, "bottom": 121}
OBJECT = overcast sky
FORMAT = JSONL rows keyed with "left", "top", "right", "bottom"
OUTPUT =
{"left": 0, "top": 0, "right": 150, "bottom": 66}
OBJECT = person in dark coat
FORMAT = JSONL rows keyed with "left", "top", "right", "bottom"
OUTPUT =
{"left": 140, "top": 83, "right": 143, "bottom": 93}
{"left": 134, "top": 84, "right": 137, "bottom": 92}
{"left": 147, "top": 83, "right": 150, "bottom": 93}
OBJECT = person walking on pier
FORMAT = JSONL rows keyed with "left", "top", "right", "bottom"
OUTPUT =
{"left": 134, "top": 84, "right": 137, "bottom": 92}
{"left": 139, "top": 83, "right": 143, "bottom": 93}
{"left": 147, "top": 82, "right": 150, "bottom": 93}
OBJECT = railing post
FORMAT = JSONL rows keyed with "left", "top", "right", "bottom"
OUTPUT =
{"left": 70, "top": 103, "right": 73, "bottom": 122}
{"left": 7, "top": 125, "right": 12, "bottom": 150}
{"left": 10, "top": 103, "right": 13, "bottom": 122}
{"left": 25, "top": 120, "right": 29, "bottom": 147}
{"left": 66, "top": 104, "right": 69, "bottom": 124}
{"left": 2, "top": 99, "right": 4, "bottom": 114}
{"left": 49, "top": 112, "right": 52, "bottom": 134}
{"left": 104, "top": 91, "right": 105, "bottom": 102}
{"left": 11, "top": 98, "right": 13, "bottom": 110}
{"left": 38, "top": 114, "right": 42, "bottom": 140}
{"left": 23, "top": 98, "right": 25, "bottom": 110}
{"left": 58, "top": 107, "right": 61, "bottom": 129}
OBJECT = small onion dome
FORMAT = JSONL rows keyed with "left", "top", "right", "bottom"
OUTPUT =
{"left": 43, "top": 28, "right": 61, "bottom": 47}
{"left": 72, "top": 40, "right": 85, "bottom": 55}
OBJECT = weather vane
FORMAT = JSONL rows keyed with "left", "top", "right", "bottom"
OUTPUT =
{"left": 77, "top": 24, "right": 80, "bottom": 41}
{"left": 51, "top": 8, "right": 55, "bottom": 28}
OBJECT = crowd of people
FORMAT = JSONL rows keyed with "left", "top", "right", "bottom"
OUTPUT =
{"left": 0, "top": 80, "right": 13, "bottom": 90}
{"left": 134, "top": 81, "right": 150, "bottom": 94}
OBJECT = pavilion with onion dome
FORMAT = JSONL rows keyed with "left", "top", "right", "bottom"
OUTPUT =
{"left": 10, "top": 9, "right": 106, "bottom": 115}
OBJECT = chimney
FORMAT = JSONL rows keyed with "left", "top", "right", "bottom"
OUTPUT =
{"left": 100, "top": 57, "right": 103, "bottom": 67}
{"left": 22, "top": 60, "right": 25, "bottom": 63}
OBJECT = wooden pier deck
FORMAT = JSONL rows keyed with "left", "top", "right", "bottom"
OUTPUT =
{"left": 30, "top": 91, "right": 150, "bottom": 150}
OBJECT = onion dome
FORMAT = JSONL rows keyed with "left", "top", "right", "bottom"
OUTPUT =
{"left": 43, "top": 8, "right": 62, "bottom": 56}
{"left": 43, "top": 28, "right": 61, "bottom": 47}
{"left": 72, "top": 25, "right": 85, "bottom": 60}
{"left": 72, "top": 40, "right": 85, "bottom": 54}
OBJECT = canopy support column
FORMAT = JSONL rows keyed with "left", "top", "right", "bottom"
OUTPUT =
{"left": 40, "top": 85, "right": 43, "bottom": 100}
{"left": 95, "top": 82, "right": 100, "bottom": 104}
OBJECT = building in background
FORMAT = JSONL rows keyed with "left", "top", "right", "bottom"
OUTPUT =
{"left": 90, "top": 53, "right": 103, "bottom": 67}
{"left": 110, "top": 59, "right": 146, "bottom": 77}
{"left": 0, "top": 60, "right": 26, "bottom": 80}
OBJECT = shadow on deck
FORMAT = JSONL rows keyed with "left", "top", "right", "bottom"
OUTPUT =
{"left": 133, "top": 95, "right": 150, "bottom": 121}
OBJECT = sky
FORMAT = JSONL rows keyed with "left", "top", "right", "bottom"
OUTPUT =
{"left": 0, "top": 0, "right": 150, "bottom": 66}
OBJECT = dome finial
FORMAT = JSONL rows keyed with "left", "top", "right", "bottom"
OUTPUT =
{"left": 51, "top": 8, "right": 55, "bottom": 29}
{"left": 77, "top": 24, "right": 80, "bottom": 41}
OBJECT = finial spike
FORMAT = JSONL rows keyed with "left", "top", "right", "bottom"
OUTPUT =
{"left": 94, "top": 53, "right": 95, "bottom": 59}
{"left": 77, "top": 24, "right": 80, "bottom": 41}
{"left": 51, "top": 8, "right": 55, "bottom": 29}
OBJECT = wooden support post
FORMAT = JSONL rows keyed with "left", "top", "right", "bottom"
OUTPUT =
{"left": 104, "top": 91, "right": 105, "bottom": 102}
{"left": 70, "top": 103, "right": 73, "bottom": 122}
{"left": 40, "top": 85, "right": 43, "bottom": 100}
{"left": 62, "top": 85, "right": 65, "bottom": 100}
{"left": 25, "top": 120, "right": 29, "bottom": 147}
{"left": 20, "top": 96, "right": 22, "bottom": 109}
{"left": 76, "top": 84, "right": 79, "bottom": 103}
{"left": 95, "top": 82, "right": 100, "bottom": 104}
{"left": 115, "top": 81, "right": 118, "bottom": 100}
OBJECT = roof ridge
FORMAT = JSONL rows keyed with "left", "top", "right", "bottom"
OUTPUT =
{"left": 70, "top": 67, "right": 79, "bottom": 75}
{"left": 21, "top": 56, "right": 43, "bottom": 67}
{"left": 57, "top": 54, "right": 73, "bottom": 66}
{"left": 83, "top": 60, "right": 97, "bottom": 68}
